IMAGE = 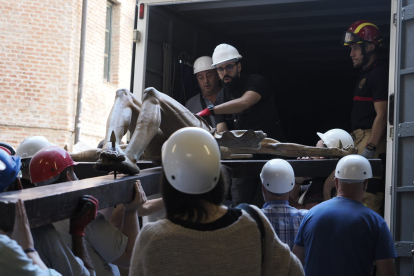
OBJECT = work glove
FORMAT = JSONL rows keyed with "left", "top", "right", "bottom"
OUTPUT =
{"left": 69, "top": 195, "right": 99, "bottom": 236}
{"left": 360, "top": 147, "right": 375, "bottom": 159}
{"left": 196, "top": 105, "right": 215, "bottom": 117}
{"left": 196, "top": 108, "right": 212, "bottom": 117}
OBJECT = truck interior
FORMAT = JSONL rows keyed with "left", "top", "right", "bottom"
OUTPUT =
{"left": 142, "top": 0, "right": 392, "bottom": 146}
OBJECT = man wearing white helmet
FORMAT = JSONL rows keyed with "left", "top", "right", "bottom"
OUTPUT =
{"left": 293, "top": 155, "right": 397, "bottom": 276}
{"left": 196, "top": 43, "right": 286, "bottom": 206}
{"left": 260, "top": 159, "right": 308, "bottom": 250}
{"left": 15, "top": 136, "right": 54, "bottom": 188}
{"left": 197, "top": 43, "right": 285, "bottom": 141}
{"left": 185, "top": 56, "right": 221, "bottom": 127}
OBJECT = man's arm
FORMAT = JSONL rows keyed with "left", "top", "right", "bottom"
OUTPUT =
{"left": 292, "top": 245, "right": 305, "bottom": 267}
{"left": 70, "top": 196, "right": 99, "bottom": 271}
{"left": 368, "top": 101, "right": 388, "bottom": 147}
{"left": 137, "top": 198, "right": 164, "bottom": 217}
{"left": 216, "top": 122, "right": 228, "bottom": 133}
{"left": 376, "top": 258, "right": 396, "bottom": 276}
{"left": 213, "top": 91, "right": 261, "bottom": 114}
{"left": 112, "top": 180, "right": 146, "bottom": 269}
{"left": 72, "top": 236, "right": 94, "bottom": 270}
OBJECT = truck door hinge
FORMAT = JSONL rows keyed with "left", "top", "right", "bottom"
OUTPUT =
{"left": 390, "top": 126, "right": 394, "bottom": 140}
{"left": 393, "top": 13, "right": 397, "bottom": 26}
{"left": 133, "top": 30, "right": 141, "bottom": 43}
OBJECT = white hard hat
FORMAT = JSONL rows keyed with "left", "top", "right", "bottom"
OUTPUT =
{"left": 211, "top": 44, "right": 242, "bottom": 67}
{"left": 335, "top": 154, "right": 372, "bottom": 180}
{"left": 260, "top": 159, "right": 295, "bottom": 194}
{"left": 162, "top": 127, "right": 221, "bottom": 194}
{"left": 16, "top": 136, "right": 54, "bottom": 159}
{"left": 317, "top": 129, "right": 354, "bottom": 149}
{"left": 193, "top": 56, "right": 214, "bottom": 74}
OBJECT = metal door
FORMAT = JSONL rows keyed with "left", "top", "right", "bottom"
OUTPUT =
{"left": 392, "top": 0, "right": 414, "bottom": 274}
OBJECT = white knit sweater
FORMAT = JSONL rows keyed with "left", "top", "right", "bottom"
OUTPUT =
{"left": 129, "top": 205, "right": 304, "bottom": 276}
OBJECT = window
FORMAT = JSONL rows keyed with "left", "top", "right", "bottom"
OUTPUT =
{"left": 104, "top": 2, "right": 113, "bottom": 82}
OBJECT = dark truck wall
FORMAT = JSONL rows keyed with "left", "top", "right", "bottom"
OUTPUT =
{"left": 144, "top": 0, "right": 391, "bottom": 147}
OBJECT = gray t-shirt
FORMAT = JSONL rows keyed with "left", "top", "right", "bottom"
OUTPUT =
{"left": 53, "top": 212, "right": 128, "bottom": 276}
{"left": 31, "top": 224, "right": 94, "bottom": 276}
{"left": 185, "top": 93, "right": 216, "bottom": 127}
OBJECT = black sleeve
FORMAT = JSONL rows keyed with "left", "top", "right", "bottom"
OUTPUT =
{"left": 370, "top": 64, "right": 389, "bottom": 102}
{"left": 244, "top": 74, "right": 270, "bottom": 99}
{"left": 214, "top": 90, "right": 226, "bottom": 125}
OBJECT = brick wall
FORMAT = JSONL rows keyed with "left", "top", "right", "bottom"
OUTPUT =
{"left": 0, "top": 0, "right": 135, "bottom": 151}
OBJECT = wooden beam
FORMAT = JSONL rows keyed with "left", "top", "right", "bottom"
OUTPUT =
{"left": 74, "top": 159, "right": 383, "bottom": 179}
{"left": 0, "top": 168, "right": 162, "bottom": 232}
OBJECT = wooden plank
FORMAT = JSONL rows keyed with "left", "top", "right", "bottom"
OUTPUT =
{"left": 0, "top": 167, "right": 162, "bottom": 232}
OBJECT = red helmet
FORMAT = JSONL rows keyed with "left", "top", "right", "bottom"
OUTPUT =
{"left": 343, "top": 20, "right": 383, "bottom": 45}
{"left": 30, "top": 146, "right": 77, "bottom": 185}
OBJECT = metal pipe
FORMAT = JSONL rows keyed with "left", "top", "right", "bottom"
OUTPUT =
{"left": 74, "top": 0, "right": 88, "bottom": 144}
{"left": 130, "top": 0, "right": 139, "bottom": 93}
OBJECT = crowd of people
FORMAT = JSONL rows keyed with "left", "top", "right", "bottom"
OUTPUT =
{"left": 0, "top": 20, "right": 396, "bottom": 275}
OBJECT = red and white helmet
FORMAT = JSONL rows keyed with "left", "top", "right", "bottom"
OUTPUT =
{"left": 30, "top": 146, "right": 77, "bottom": 186}
{"left": 343, "top": 20, "right": 383, "bottom": 46}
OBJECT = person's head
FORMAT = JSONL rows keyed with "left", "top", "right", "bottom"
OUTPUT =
{"left": 343, "top": 20, "right": 382, "bottom": 69}
{"left": 161, "top": 127, "right": 225, "bottom": 222}
{"left": 334, "top": 154, "right": 372, "bottom": 201}
{"left": 16, "top": 136, "right": 54, "bottom": 181}
{"left": 0, "top": 149, "right": 22, "bottom": 192}
{"left": 260, "top": 159, "right": 295, "bottom": 202}
{"left": 317, "top": 128, "right": 354, "bottom": 149}
{"left": 193, "top": 56, "right": 221, "bottom": 97}
{"left": 212, "top": 44, "right": 242, "bottom": 88}
{"left": 29, "top": 146, "right": 78, "bottom": 186}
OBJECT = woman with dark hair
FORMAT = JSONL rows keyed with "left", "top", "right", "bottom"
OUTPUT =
{"left": 129, "top": 127, "right": 304, "bottom": 276}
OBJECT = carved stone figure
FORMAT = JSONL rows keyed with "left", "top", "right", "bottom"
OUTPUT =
{"left": 71, "top": 87, "right": 357, "bottom": 175}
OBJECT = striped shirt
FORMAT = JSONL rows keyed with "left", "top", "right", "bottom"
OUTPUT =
{"left": 261, "top": 200, "right": 308, "bottom": 250}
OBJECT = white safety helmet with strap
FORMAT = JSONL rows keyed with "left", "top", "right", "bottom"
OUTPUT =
{"left": 260, "top": 159, "right": 295, "bottom": 194}
{"left": 317, "top": 129, "right": 354, "bottom": 149}
{"left": 162, "top": 127, "right": 221, "bottom": 194}
{"left": 335, "top": 154, "right": 372, "bottom": 181}
{"left": 193, "top": 56, "right": 214, "bottom": 74}
{"left": 211, "top": 43, "right": 242, "bottom": 67}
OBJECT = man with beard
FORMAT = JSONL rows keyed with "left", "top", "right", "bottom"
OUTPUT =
{"left": 185, "top": 56, "right": 221, "bottom": 127}
{"left": 342, "top": 20, "right": 388, "bottom": 214}
{"left": 197, "top": 44, "right": 285, "bottom": 141}
{"left": 197, "top": 43, "right": 285, "bottom": 206}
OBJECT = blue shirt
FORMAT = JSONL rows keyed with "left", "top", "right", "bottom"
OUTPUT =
{"left": 295, "top": 197, "right": 397, "bottom": 276}
{"left": 261, "top": 200, "right": 308, "bottom": 250}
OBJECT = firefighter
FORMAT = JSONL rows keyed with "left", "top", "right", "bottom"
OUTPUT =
{"left": 343, "top": 20, "right": 388, "bottom": 214}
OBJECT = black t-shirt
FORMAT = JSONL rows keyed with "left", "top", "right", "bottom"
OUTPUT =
{"left": 351, "top": 60, "right": 388, "bottom": 131}
{"left": 168, "top": 208, "right": 242, "bottom": 231}
{"left": 214, "top": 74, "right": 285, "bottom": 141}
